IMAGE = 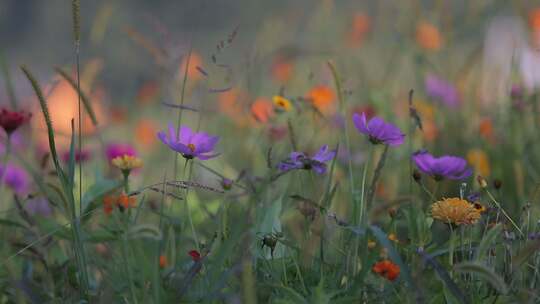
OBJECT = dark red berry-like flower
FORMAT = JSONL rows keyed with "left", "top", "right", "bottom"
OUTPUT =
{"left": 0, "top": 108, "right": 32, "bottom": 134}
{"left": 188, "top": 250, "right": 201, "bottom": 261}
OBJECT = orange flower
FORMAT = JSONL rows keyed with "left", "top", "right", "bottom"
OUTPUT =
{"left": 388, "top": 233, "right": 399, "bottom": 244}
{"left": 467, "top": 149, "right": 491, "bottom": 177}
{"left": 251, "top": 98, "right": 274, "bottom": 123}
{"left": 479, "top": 118, "right": 494, "bottom": 143}
{"left": 416, "top": 21, "right": 442, "bottom": 51}
{"left": 135, "top": 119, "right": 158, "bottom": 147}
{"left": 529, "top": 8, "right": 540, "bottom": 31}
{"left": 159, "top": 255, "right": 168, "bottom": 268}
{"left": 103, "top": 193, "right": 136, "bottom": 215}
{"left": 35, "top": 78, "right": 105, "bottom": 139}
{"left": 271, "top": 56, "right": 294, "bottom": 83}
{"left": 109, "top": 106, "right": 128, "bottom": 124}
{"left": 372, "top": 260, "right": 400, "bottom": 281}
{"left": 179, "top": 51, "right": 204, "bottom": 83}
{"left": 346, "top": 12, "right": 370, "bottom": 47}
{"left": 136, "top": 81, "right": 160, "bottom": 105}
{"left": 306, "top": 85, "right": 336, "bottom": 114}
{"left": 218, "top": 88, "right": 250, "bottom": 126}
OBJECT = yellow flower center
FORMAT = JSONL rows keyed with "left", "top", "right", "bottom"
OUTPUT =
{"left": 187, "top": 143, "right": 196, "bottom": 152}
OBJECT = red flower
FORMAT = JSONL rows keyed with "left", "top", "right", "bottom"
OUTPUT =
{"left": 159, "top": 255, "right": 168, "bottom": 268}
{"left": 372, "top": 259, "right": 400, "bottom": 281}
{"left": 188, "top": 250, "right": 201, "bottom": 262}
{"left": 0, "top": 108, "right": 31, "bottom": 134}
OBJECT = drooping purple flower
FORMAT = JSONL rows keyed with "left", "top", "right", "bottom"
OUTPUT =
{"left": 352, "top": 112, "right": 405, "bottom": 146}
{"left": 158, "top": 124, "right": 220, "bottom": 160}
{"left": 105, "top": 143, "right": 136, "bottom": 161}
{"left": 425, "top": 74, "right": 460, "bottom": 108}
{"left": 412, "top": 150, "right": 472, "bottom": 181}
{"left": 278, "top": 145, "right": 336, "bottom": 175}
{"left": 467, "top": 192, "right": 481, "bottom": 202}
{"left": 0, "top": 163, "right": 30, "bottom": 195}
{"left": 24, "top": 197, "right": 52, "bottom": 217}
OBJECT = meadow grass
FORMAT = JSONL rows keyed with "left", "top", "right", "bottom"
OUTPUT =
{"left": 1, "top": 1, "right": 540, "bottom": 303}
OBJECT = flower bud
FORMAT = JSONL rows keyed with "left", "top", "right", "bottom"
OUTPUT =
{"left": 477, "top": 175, "right": 488, "bottom": 188}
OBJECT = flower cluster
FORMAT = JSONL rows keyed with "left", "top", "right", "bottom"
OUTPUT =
{"left": 372, "top": 259, "right": 400, "bottom": 281}
{"left": 103, "top": 193, "right": 136, "bottom": 215}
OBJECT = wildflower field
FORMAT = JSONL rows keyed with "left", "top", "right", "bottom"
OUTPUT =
{"left": 2, "top": 0, "right": 540, "bottom": 303}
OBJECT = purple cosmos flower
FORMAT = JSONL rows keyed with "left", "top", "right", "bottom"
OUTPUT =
{"left": 0, "top": 163, "right": 30, "bottom": 195}
{"left": 106, "top": 143, "right": 136, "bottom": 161}
{"left": 412, "top": 150, "right": 472, "bottom": 181}
{"left": 352, "top": 112, "right": 405, "bottom": 146}
{"left": 158, "top": 124, "right": 220, "bottom": 160}
{"left": 24, "top": 197, "right": 52, "bottom": 217}
{"left": 425, "top": 74, "right": 460, "bottom": 108}
{"left": 278, "top": 145, "right": 336, "bottom": 174}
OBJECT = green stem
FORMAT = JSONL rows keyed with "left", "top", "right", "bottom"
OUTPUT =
{"left": 365, "top": 145, "right": 390, "bottom": 217}
{"left": 485, "top": 189, "right": 524, "bottom": 237}
{"left": 449, "top": 226, "right": 455, "bottom": 278}
{"left": 0, "top": 135, "right": 12, "bottom": 206}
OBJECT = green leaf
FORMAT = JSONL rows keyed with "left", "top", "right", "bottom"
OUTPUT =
{"left": 127, "top": 224, "right": 162, "bottom": 241}
{"left": 512, "top": 240, "right": 540, "bottom": 270}
{"left": 67, "top": 119, "right": 76, "bottom": 188}
{"left": 474, "top": 224, "right": 501, "bottom": 262}
{"left": 417, "top": 248, "right": 469, "bottom": 304}
{"left": 270, "top": 285, "right": 308, "bottom": 304}
{"left": 257, "top": 196, "right": 285, "bottom": 258}
{"left": 81, "top": 179, "right": 123, "bottom": 214}
{"left": 454, "top": 262, "right": 508, "bottom": 295}
{"left": 0, "top": 219, "right": 28, "bottom": 230}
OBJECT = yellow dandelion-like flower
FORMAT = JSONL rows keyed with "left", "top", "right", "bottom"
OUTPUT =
{"left": 367, "top": 240, "right": 377, "bottom": 249}
{"left": 430, "top": 197, "right": 481, "bottom": 226}
{"left": 111, "top": 154, "right": 143, "bottom": 171}
{"left": 272, "top": 95, "right": 292, "bottom": 112}
{"left": 388, "top": 233, "right": 399, "bottom": 243}
{"left": 473, "top": 202, "right": 487, "bottom": 213}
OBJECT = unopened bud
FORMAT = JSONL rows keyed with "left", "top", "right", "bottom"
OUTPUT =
{"left": 477, "top": 175, "right": 488, "bottom": 188}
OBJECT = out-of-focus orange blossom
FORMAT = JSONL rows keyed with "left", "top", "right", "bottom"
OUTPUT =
{"left": 416, "top": 21, "right": 442, "bottom": 51}
{"left": 306, "top": 85, "right": 336, "bottom": 114}
{"left": 251, "top": 98, "right": 274, "bottom": 123}
{"left": 346, "top": 12, "right": 370, "bottom": 47}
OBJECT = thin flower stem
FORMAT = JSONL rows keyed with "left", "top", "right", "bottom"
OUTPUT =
{"left": 365, "top": 145, "right": 390, "bottom": 216}
{"left": 172, "top": 45, "right": 193, "bottom": 182}
{"left": 485, "top": 189, "right": 524, "bottom": 237}
{"left": 184, "top": 160, "right": 200, "bottom": 250}
{"left": 0, "top": 135, "right": 12, "bottom": 206}
{"left": 359, "top": 146, "right": 374, "bottom": 226}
